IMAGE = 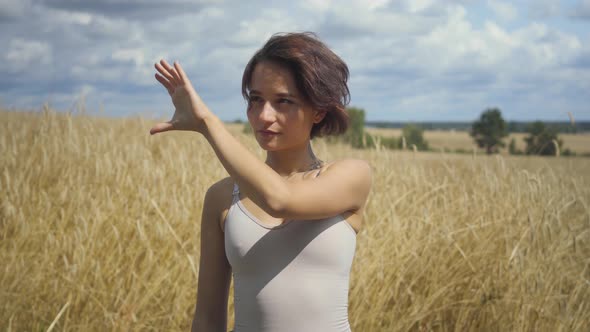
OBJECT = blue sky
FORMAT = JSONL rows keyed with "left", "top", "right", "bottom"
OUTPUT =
{"left": 1, "top": 0, "right": 589, "bottom": 121}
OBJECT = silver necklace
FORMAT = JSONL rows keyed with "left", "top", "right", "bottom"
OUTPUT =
{"left": 308, "top": 158, "right": 324, "bottom": 170}
{"left": 284, "top": 158, "right": 324, "bottom": 179}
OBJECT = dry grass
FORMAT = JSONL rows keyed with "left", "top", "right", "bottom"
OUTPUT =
{"left": 1, "top": 107, "right": 589, "bottom": 331}
{"left": 367, "top": 127, "right": 590, "bottom": 154}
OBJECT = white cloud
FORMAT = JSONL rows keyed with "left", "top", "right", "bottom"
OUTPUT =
{"left": 228, "top": 9, "right": 302, "bottom": 47}
{"left": 301, "top": 0, "right": 333, "bottom": 12}
{"left": 487, "top": 0, "right": 517, "bottom": 21}
{"left": 0, "top": 0, "right": 31, "bottom": 18}
{"left": 417, "top": 5, "right": 479, "bottom": 69}
{"left": 513, "top": 23, "right": 582, "bottom": 68}
{"left": 0, "top": 0, "right": 588, "bottom": 121}
{"left": 570, "top": 0, "right": 590, "bottom": 19}
{"left": 404, "top": 0, "right": 435, "bottom": 13}
{"left": 528, "top": 0, "right": 562, "bottom": 18}
{"left": 112, "top": 48, "right": 146, "bottom": 67}
{"left": 366, "top": 0, "right": 391, "bottom": 11}
{"left": 3, "top": 39, "right": 52, "bottom": 72}
{"left": 46, "top": 7, "right": 92, "bottom": 25}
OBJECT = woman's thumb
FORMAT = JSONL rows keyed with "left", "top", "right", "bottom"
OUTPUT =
{"left": 150, "top": 121, "right": 174, "bottom": 135}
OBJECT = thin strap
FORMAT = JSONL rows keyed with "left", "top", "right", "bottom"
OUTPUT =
{"left": 314, "top": 168, "right": 322, "bottom": 178}
{"left": 231, "top": 183, "right": 240, "bottom": 204}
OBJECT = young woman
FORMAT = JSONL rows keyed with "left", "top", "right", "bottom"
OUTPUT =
{"left": 151, "top": 32, "right": 372, "bottom": 332}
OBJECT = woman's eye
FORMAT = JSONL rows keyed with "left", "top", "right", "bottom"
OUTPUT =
{"left": 278, "top": 98, "right": 293, "bottom": 105}
{"left": 249, "top": 96, "right": 263, "bottom": 103}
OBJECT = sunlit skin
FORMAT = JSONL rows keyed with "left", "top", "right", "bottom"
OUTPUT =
{"left": 150, "top": 59, "right": 371, "bottom": 332}
{"left": 247, "top": 60, "right": 326, "bottom": 176}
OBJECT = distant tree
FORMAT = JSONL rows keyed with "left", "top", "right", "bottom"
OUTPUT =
{"left": 562, "top": 148, "right": 575, "bottom": 157}
{"left": 380, "top": 135, "right": 398, "bottom": 149}
{"left": 470, "top": 108, "right": 508, "bottom": 154}
{"left": 508, "top": 138, "right": 521, "bottom": 155}
{"left": 399, "top": 124, "right": 429, "bottom": 151}
{"left": 507, "top": 121, "right": 519, "bottom": 133}
{"left": 524, "top": 121, "right": 563, "bottom": 156}
{"left": 366, "top": 134, "right": 397, "bottom": 150}
{"left": 343, "top": 107, "right": 367, "bottom": 148}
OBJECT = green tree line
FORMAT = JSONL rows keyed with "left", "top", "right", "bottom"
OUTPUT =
{"left": 471, "top": 108, "right": 574, "bottom": 156}
{"left": 241, "top": 107, "right": 580, "bottom": 156}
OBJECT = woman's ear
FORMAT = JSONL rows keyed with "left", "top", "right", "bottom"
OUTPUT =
{"left": 313, "top": 111, "right": 327, "bottom": 124}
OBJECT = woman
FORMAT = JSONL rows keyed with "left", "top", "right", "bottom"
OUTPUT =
{"left": 151, "top": 32, "right": 372, "bottom": 332}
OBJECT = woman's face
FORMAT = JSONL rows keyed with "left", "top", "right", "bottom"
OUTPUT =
{"left": 246, "top": 60, "right": 325, "bottom": 151}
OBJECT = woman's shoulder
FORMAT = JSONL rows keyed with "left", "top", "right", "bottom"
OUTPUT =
{"left": 203, "top": 177, "right": 235, "bottom": 225}
{"left": 319, "top": 159, "right": 372, "bottom": 202}
{"left": 205, "top": 177, "right": 234, "bottom": 200}
{"left": 202, "top": 177, "right": 235, "bottom": 232}
{"left": 321, "top": 158, "right": 372, "bottom": 179}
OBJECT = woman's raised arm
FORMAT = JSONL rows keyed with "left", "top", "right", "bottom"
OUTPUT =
{"left": 151, "top": 60, "right": 371, "bottom": 221}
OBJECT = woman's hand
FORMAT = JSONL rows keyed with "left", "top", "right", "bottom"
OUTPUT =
{"left": 150, "top": 59, "right": 212, "bottom": 135}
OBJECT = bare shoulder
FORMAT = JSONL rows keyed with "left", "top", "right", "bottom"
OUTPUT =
{"left": 322, "top": 158, "right": 372, "bottom": 207}
{"left": 324, "top": 158, "right": 371, "bottom": 171}
{"left": 323, "top": 159, "right": 372, "bottom": 184}
{"left": 205, "top": 176, "right": 234, "bottom": 199}
{"left": 321, "top": 159, "right": 371, "bottom": 232}
{"left": 203, "top": 176, "right": 234, "bottom": 231}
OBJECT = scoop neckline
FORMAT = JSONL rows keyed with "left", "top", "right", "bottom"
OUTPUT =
{"left": 236, "top": 200, "right": 294, "bottom": 230}
{"left": 235, "top": 199, "right": 357, "bottom": 235}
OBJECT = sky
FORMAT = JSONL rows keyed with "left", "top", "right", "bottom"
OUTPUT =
{"left": 1, "top": 0, "right": 589, "bottom": 122}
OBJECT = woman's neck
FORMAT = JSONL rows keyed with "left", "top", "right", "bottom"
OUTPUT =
{"left": 265, "top": 142, "right": 321, "bottom": 178}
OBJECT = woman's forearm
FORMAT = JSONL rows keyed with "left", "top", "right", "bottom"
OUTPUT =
{"left": 201, "top": 115, "right": 288, "bottom": 215}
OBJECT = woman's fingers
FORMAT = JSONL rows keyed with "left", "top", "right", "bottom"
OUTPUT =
{"left": 174, "top": 61, "right": 188, "bottom": 84}
{"left": 154, "top": 59, "right": 190, "bottom": 90}
{"left": 151, "top": 59, "right": 199, "bottom": 135}
{"left": 155, "top": 73, "right": 174, "bottom": 94}
{"left": 160, "top": 59, "right": 182, "bottom": 85}
{"left": 149, "top": 121, "right": 175, "bottom": 135}
{"left": 155, "top": 61, "right": 178, "bottom": 85}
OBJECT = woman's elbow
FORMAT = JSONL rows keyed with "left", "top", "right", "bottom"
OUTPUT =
{"left": 263, "top": 185, "right": 291, "bottom": 218}
{"left": 264, "top": 195, "right": 288, "bottom": 218}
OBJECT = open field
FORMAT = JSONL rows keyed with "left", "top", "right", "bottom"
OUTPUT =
{"left": 367, "top": 127, "right": 590, "bottom": 154}
{"left": 1, "top": 108, "right": 589, "bottom": 331}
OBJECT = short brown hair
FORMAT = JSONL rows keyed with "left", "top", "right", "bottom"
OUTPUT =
{"left": 242, "top": 32, "right": 350, "bottom": 139}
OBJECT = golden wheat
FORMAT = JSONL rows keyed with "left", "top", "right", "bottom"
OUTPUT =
{"left": 1, "top": 108, "right": 589, "bottom": 331}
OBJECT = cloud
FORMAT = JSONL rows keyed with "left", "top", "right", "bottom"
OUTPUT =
{"left": 0, "top": 0, "right": 32, "bottom": 19}
{"left": 528, "top": 0, "right": 562, "bottom": 19}
{"left": 0, "top": 0, "right": 588, "bottom": 121}
{"left": 569, "top": 0, "right": 590, "bottom": 19}
{"left": 40, "top": 0, "right": 220, "bottom": 19}
{"left": 487, "top": 0, "right": 517, "bottom": 21}
{"left": 3, "top": 38, "right": 52, "bottom": 72}
{"left": 227, "top": 8, "right": 301, "bottom": 47}
{"left": 112, "top": 48, "right": 146, "bottom": 67}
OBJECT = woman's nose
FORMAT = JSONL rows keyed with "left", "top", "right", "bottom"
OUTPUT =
{"left": 258, "top": 102, "right": 276, "bottom": 122}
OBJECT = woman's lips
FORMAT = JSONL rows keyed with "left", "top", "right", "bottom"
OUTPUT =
{"left": 257, "top": 130, "right": 280, "bottom": 138}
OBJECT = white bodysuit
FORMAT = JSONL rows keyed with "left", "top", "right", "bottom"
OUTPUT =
{"left": 224, "top": 180, "right": 357, "bottom": 332}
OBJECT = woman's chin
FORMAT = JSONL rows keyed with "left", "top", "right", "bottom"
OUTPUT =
{"left": 255, "top": 135, "right": 281, "bottom": 151}
{"left": 257, "top": 142, "right": 281, "bottom": 151}
{"left": 254, "top": 137, "right": 271, "bottom": 149}
{"left": 255, "top": 135, "right": 311, "bottom": 152}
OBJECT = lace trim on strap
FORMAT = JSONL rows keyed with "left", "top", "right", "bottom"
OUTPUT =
{"left": 231, "top": 183, "right": 240, "bottom": 205}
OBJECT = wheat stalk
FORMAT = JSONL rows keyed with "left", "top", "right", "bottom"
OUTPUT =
{"left": 1, "top": 108, "right": 588, "bottom": 331}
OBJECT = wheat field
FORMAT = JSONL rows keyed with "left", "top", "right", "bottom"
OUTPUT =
{"left": 1, "top": 107, "right": 589, "bottom": 331}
